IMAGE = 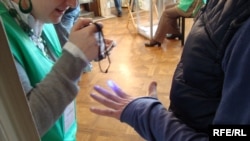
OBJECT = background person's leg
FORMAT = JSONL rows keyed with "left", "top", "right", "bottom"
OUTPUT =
{"left": 113, "top": 0, "right": 122, "bottom": 17}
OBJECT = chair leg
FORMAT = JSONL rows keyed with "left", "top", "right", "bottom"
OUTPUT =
{"left": 181, "top": 17, "right": 185, "bottom": 46}
{"left": 126, "top": 0, "right": 137, "bottom": 31}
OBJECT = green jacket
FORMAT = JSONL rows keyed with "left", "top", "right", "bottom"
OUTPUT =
{"left": 177, "top": 0, "right": 206, "bottom": 17}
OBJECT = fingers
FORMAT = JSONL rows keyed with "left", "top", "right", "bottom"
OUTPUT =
{"left": 68, "top": 18, "right": 104, "bottom": 61}
{"left": 71, "top": 18, "right": 92, "bottom": 31}
{"left": 72, "top": 18, "right": 103, "bottom": 33}
{"left": 90, "top": 107, "right": 120, "bottom": 119}
{"left": 90, "top": 92, "right": 121, "bottom": 110}
{"left": 107, "top": 80, "right": 128, "bottom": 98}
{"left": 90, "top": 81, "right": 136, "bottom": 120}
{"left": 93, "top": 85, "right": 124, "bottom": 106}
{"left": 147, "top": 81, "right": 158, "bottom": 98}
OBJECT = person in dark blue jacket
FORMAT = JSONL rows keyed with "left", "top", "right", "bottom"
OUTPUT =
{"left": 89, "top": 0, "right": 250, "bottom": 140}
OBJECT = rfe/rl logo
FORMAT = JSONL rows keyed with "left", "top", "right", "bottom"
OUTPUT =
{"left": 213, "top": 129, "right": 247, "bottom": 136}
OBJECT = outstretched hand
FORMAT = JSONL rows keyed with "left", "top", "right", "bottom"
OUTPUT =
{"left": 90, "top": 80, "right": 158, "bottom": 120}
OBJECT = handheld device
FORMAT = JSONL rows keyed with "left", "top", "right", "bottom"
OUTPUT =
{"left": 93, "top": 22, "right": 107, "bottom": 61}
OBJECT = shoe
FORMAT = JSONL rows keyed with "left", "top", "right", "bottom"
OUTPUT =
{"left": 117, "top": 12, "right": 122, "bottom": 17}
{"left": 166, "top": 34, "right": 182, "bottom": 40}
{"left": 144, "top": 40, "right": 161, "bottom": 47}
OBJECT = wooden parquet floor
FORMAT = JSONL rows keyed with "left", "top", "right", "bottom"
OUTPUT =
{"left": 76, "top": 8, "right": 192, "bottom": 141}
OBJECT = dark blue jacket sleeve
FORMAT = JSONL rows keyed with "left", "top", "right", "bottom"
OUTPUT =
{"left": 214, "top": 17, "right": 250, "bottom": 124}
{"left": 120, "top": 97, "right": 208, "bottom": 141}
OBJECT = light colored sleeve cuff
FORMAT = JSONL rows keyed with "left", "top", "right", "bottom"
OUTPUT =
{"left": 63, "top": 41, "right": 89, "bottom": 63}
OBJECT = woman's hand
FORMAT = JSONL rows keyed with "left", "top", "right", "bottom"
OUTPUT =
{"left": 68, "top": 18, "right": 102, "bottom": 61}
{"left": 90, "top": 80, "right": 158, "bottom": 120}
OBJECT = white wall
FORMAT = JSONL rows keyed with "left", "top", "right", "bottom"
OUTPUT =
{"left": 79, "top": 0, "right": 93, "bottom": 4}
